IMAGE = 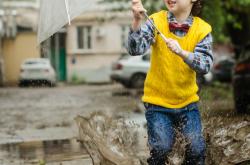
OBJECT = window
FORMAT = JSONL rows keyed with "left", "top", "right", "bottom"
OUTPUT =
{"left": 121, "top": 25, "right": 130, "bottom": 48}
{"left": 142, "top": 54, "right": 150, "bottom": 61}
{"left": 77, "top": 26, "right": 92, "bottom": 49}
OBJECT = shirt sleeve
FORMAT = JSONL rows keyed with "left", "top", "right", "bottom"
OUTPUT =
{"left": 126, "top": 20, "right": 155, "bottom": 56}
{"left": 184, "top": 33, "right": 214, "bottom": 74}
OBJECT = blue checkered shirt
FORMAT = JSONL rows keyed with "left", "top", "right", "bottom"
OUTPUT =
{"left": 127, "top": 12, "right": 213, "bottom": 74}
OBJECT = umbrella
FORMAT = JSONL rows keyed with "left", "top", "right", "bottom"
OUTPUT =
{"left": 38, "top": 0, "right": 98, "bottom": 44}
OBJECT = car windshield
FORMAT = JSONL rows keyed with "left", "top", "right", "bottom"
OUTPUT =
{"left": 119, "top": 54, "right": 130, "bottom": 60}
{"left": 142, "top": 54, "right": 150, "bottom": 61}
{"left": 24, "top": 60, "right": 48, "bottom": 65}
{"left": 119, "top": 53, "right": 151, "bottom": 61}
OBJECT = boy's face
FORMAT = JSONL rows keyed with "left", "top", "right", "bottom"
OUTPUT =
{"left": 164, "top": 0, "right": 195, "bottom": 15}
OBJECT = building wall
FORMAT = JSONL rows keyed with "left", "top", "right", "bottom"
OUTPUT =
{"left": 66, "top": 12, "right": 132, "bottom": 83}
{"left": 3, "top": 32, "right": 40, "bottom": 84}
{"left": 67, "top": 12, "right": 131, "bottom": 56}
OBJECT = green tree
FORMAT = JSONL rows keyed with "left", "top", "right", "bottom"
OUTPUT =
{"left": 202, "top": 0, "right": 227, "bottom": 43}
{"left": 222, "top": 0, "right": 250, "bottom": 45}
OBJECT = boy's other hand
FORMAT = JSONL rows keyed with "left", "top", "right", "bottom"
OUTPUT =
{"left": 166, "top": 38, "right": 183, "bottom": 55}
{"left": 166, "top": 38, "right": 190, "bottom": 59}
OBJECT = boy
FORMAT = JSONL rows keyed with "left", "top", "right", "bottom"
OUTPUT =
{"left": 128, "top": 0, "right": 213, "bottom": 164}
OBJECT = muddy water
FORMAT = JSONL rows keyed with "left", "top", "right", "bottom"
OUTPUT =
{"left": 76, "top": 112, "right": 250, "bottom": 165}
{"left": 75, "top": 112, "right": 148, "bottom": 165}
{"left": 204, "top": 114, "right": 250, "bottom": 165}
{"left": 0, "top": 139, "right": 92, "bottom": 165}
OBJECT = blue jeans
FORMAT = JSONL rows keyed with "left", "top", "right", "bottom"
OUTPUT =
{"left": 144, "top": 102, "right": 206, "bottom": 165}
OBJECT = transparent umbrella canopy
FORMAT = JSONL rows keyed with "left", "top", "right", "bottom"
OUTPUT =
{"left": 38, "top": 0, "right": 97, "bottom": 44}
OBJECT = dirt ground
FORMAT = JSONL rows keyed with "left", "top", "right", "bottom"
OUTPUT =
{"left": 0, "top": 84, "right": 138, "bottom": 142}
{"left": 0, "top": 83, "right": 249, "bottom": 165}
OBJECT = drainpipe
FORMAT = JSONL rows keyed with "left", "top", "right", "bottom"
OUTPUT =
{"left": 0, "top": 10, "right": 4, "bottom": 86}
{"left": 0, "top": 35, "right": 3, "bottom": 86}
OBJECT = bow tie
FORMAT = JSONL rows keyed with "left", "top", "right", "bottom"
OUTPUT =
{"left": 169, "top": 22, "right": 190, "bottom": 33}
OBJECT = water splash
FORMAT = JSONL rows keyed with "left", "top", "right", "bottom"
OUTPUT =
{"left": 204, "top": 116, "right": 250, "bottom": 165}
{"left": 75, "top": 112, "right": 143, "bottom": 165}
{"left": 75, "top": 111, "right": 250, "bottom": 165}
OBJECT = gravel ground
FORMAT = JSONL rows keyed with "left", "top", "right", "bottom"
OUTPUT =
{"left": 0, "top": 84, "right": 138, "bottom": 143}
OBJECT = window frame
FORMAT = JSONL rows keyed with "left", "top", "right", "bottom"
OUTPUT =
{"left": 77, "top": 26, "right": 92, "bottom": 50}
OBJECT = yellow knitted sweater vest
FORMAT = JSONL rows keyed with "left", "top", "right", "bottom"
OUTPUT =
{"left": 142, "top": 10, "right": 212, "bottom": 108}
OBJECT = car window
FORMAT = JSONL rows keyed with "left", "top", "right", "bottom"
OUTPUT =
{"left": 142, "top": 54, "right": 150, "bottom": 61}
{"left": 221, "top": 60, "right": 234, "bottom": 66}
{"left": 24, "top": 61, "right": 48, "bottom": 65}
{"left": 119, "top": 54, "right": 130, "bottom": 60}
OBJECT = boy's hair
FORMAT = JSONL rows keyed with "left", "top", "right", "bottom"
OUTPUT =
{"left": 191, "top": 0, "right": 202, "bottom": 16}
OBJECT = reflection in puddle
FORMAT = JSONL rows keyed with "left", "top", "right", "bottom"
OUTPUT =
{"left": 0, "top": 139, "right": 92, "bottom": 165}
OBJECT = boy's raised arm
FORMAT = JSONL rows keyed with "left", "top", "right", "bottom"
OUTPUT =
{"left": 127, "top": 0, "right": 154, "bottom": 56}
{"left": 131, "top": 0, "right": 146, "bottom": 31}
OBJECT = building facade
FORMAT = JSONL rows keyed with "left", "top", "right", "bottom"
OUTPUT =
{"left": 0, "top": 0, "right": 40, "bottom": 85}
{"left": 0, "top": 0, "right": 133, "bottom": 85}
{"left": 66, "top": 10, "right": 132, "bottom": 83}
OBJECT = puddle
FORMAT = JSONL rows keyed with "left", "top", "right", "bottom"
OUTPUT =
{"left": 0, "top": 139, "right": 92, "bottom": 165}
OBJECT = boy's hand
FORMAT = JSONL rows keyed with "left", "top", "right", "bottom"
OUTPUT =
{"left": 166, "top": 38, "right": 182, "bottom": 55}
{"left": 131, "top": 0, "right": 146, "bottom": 31}
{"left": 132, "top": 0, "right": 146, "bottom": 21}
{"left": 166, "top": 38, "right": 189, "bottom": 59}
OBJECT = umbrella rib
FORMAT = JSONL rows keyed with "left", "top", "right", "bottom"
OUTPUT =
{"left": 64, "top": 0, "right": 71, "bottom": 25}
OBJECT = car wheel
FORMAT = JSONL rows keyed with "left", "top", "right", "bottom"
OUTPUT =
{"left": 197, "top": 75, "right": 206, "bottom": 85}
{"left": 234, "top": 94, "right": 248, "bottom": 113}
{"left": 130, "top": 73, "right": 146, "bottom": 89}
{"left": 50, "top": 82, "right": 56, "bottom": 87}
{"left": 19, "top": 81, "right": 29, "bottom": 87}
{"left": 45, "top": 81, "right": 55, "bottom": 87}
{"left": 121, "top": 82, "right": 132, "bottom": 88}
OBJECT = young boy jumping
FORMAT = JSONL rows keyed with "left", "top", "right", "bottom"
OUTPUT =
{"left": 128, "top": 0, "right": 213, "bottom": 164}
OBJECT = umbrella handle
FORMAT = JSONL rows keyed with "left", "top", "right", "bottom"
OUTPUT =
{"left": 64, "top": 0, "right": 71, "bottom": 25}
{"left": 143, "top": 12, "right": 169, "bottom": 43}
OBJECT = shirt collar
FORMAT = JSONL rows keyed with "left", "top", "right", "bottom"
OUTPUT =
{"left": 167, "top": 11, "right": 193, "bottom": 27}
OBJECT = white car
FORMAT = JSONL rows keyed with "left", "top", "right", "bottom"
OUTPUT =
{"left": 197, "top": 71, "right": 213, "bottom": 85}
{"left": 19, "top": 58, "right": 56, "bottom": 87}
{"left": 111, "top": 53, "right": 213, "bottom": 88}
{"left": 111, "top": 54, "right": 150, "bottom": 88}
